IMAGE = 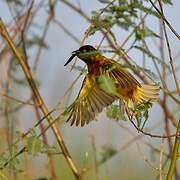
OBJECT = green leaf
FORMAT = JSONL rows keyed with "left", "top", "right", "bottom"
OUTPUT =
{"left": 137, "top": 5, "right": 160, "bottom": 18}
{"left": 26, "top": 136, "right": 42, "bottom": 156}
{"left": 98, "top": 75, "right": 116, "bottom": 95}
{"left": 89, "top": 13, "right": 114, "bottom": 36}
{"left": 100, "top": 145, "right": 117, "bottom": 164}
{"left": 10, "top": 146, "right": 20, "bottom": 167}
{"left": 29, "top": 128, "right": 37, "bottom": 137}
{"left": 6, "top": 0, "right": 22, "bottom": 6}
{"left": 135, "top": 26, "right": 160, "bottom": 41}
{"left": 26, "top": 129, "right": 42, "bottom": 156}
{"left": 162, "top": 0, "right": 173, "bottom": 5}
{"left": 41, "top": 144, "right": 59, "bottom": 154}
{"left": 98, "top": 0, "right": 110, "bottom": 3}
{"left": 106, "top": 104, "right": 126, "bottom": 121}
{"left": 0, "top": 146, "right": 20, "bottom": 170}
{"left": 91, "top": 0, "right": 164, "bottom": 35}
{"left": 134, "top": 101, "right": 152, "bottom": 130}
{"left": 27, "top": 35, "right": 48, "bottom": 49}
{"left": 0, "top": 156, "right": 8, "bottom": 167}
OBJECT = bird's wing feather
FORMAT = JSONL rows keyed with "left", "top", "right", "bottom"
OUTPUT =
{"left": 63, "top": 75, "right": 116, "bottom": 126}
{"left": 101, "top": 60, "right": 141, "bottom": 88}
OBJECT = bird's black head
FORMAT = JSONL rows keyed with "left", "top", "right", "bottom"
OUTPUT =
{"left": 78, "top": 45, "right": 96, "bottom": 52}
{"left": 64, "top": 45, "right": 99, "bottom": 66}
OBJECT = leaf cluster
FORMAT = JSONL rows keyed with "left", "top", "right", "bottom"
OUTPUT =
{"left": 26, "top": 129, "right": 59, "bottom": 156}
{"left": 106, "top": 104, "right": 126, "bottom": 121}
{"left": 99, "top": 145, "right": 117, "bottom": 164}
{"left": 89, "top": 0, "right": 165, "bottom": 37}
{"left": 134, "top": 101, "right": 152, "bottom": 129}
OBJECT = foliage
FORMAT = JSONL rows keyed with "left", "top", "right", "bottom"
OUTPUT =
{"left": 134, "top": 26, "right": 160, "bottom": 41}
{"left": 89, "top": 0, "right": 161, "bottom": 38}
{"left": 106, "top": 103, "right": 126, "bottom": 121}
{"left": 27, "top": 34, "right": 49, "bottom": 49}
{"left": 26, "top": 129, "right": 59, "bottom": 156}
{"left": 99, "top": 145, "right": 117, "bottom": 164}
{"left": 6, "top": 0, "right": 22, "bottom": 5}
{"left": 26, "top": 128, "right": 42, "bottom": 156}
{"left": 134, "top": 101, "right": 152, "bottom": 129}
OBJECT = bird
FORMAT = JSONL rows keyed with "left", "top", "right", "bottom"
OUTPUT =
{"left": 63, "top": 45, "right": 159, "bottom": 126}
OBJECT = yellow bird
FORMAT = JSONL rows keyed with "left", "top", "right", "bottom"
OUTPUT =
{"left": 64, "top": 45, "right": 159, "bottom": 126}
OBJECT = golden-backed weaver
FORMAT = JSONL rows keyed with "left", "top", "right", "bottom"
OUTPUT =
{"left": 64, "top": 45, "right": 159, "bottom": 126}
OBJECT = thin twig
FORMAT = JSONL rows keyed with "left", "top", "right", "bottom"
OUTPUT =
{"left": 53, "top": 18, "right": 80, "bottom": 44}
{"left": 157, "top": 0, "right": 180, "bottom": 97}
{"left": 91, "top": 136, "right": 99, "bottom": 180}
{"left": 148, "top": 0, "right": 180, "bottom": 40}
{"left": 136, "top": 142, "right": 166, "bottom": 176}
{"left": 159, "top": 138, "right": 164, "bottom": 180}
{"left": 124, "top": 107, "right": 176, "bottom": 138}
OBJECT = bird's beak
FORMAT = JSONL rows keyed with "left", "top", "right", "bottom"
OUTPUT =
{"left": 64, "top": 50, "right": 80, "bottom": 66}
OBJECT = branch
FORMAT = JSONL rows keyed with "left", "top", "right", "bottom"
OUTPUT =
{"left": 157, "top": 0, "right": 180, "bottom": 97}
{"left": 167, "top": 119, "right": 180, "bottom": 180}
{"left": 125, "top": 107, "right": 176, "bottom": 139}
{"left": 148, "top": 0, "right": 180, "bottom": 40}
{"left": 0, "top": 18, "right": 81, "bottom": 180}
{"left": 129, "top": 118, "right": 176, "bottom": 139}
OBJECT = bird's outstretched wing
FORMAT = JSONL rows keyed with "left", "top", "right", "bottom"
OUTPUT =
{"left": 101, "top": 60, "right": 159, "bottom": 105}
{"left": 101, "top": 60, "right": 141, "bottom": 89}
{"left": 63, "top": 75, "right": 116, "bottom": 126}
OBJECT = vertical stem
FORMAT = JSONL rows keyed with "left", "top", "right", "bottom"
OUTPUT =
{"left": 33, "top": 105, "right": 57, "bottom": 180}
{"left": 167, "top": 120, "right": 180, "bottom": 180}
{"left": 91, "top": 136, "right": 99, "bottom": 180}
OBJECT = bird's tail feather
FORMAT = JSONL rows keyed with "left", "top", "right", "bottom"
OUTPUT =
{"left": 133, "top": 84, "right": 160, "bottom": 104}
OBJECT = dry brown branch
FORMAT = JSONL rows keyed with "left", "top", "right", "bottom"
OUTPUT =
{"left": 18, "top": 1, "right": 58, "bottom": 178}
{"left": 0, "top": 18, "right": 81, "bottom": 180}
